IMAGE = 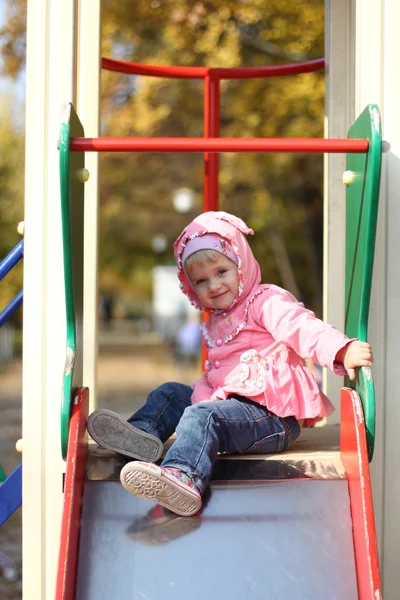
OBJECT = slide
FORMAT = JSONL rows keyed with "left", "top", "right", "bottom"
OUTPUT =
{"left": 55, "top": 387, "right": 381, "bottom": 600}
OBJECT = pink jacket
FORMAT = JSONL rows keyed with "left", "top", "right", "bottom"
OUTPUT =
{"left": 174, "top": 212, "right": 352, "bottom": 425}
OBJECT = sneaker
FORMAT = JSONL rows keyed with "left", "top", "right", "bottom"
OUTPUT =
{"left": 87, "top": 409, "right": 163, "bottom": 462}
{"left": 120, "top": 461, "right": 202, "bottom": 516}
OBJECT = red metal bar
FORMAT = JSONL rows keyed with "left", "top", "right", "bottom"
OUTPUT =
{"left": 101, "top": 57, "right": 325, "bottom": 79}
{"left": 340, "top": 388, "right": 381, "bottom": 600}
{"left": 55, "top": 388, "right": 89, "bottom": 600}
{"left": 211, "top": 59, "right": 325, "bottom": 79}
{"left": 202, "top": 74, "right": 220, "bottom": 368}
{"left": 70, "top": 137, "right": 369, "bottom": 154}
{"left": 204, "top": 75, "right": 220, "bottom": 210}
{"left": 102, "top": 57, "right": 207, "bottom": 79}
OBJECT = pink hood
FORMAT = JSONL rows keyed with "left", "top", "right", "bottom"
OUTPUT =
{"left": 174, "top": 211, "right": 261, "bottom": 313}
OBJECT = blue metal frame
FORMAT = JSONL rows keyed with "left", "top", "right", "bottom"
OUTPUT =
{"left": 0, "top": 290, "right": 23, "bottom": 328}
{"left": 0, "top": 239, "right": 24, "bottom": 532}
{"left": 0, "top": 240, "right": 24, "bottom": 328}
{"left": 0, "top": 240, "right": 24, "bottom": 281}
{"left": 0, "top": 463, "right": 22, "bottom": 527}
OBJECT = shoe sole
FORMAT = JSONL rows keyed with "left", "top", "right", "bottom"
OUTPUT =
{"left": 87, "top": 409, "right": 163, "bottom": 462}
{"left": 120, "top": 462, "right": 202, "bottom": 517}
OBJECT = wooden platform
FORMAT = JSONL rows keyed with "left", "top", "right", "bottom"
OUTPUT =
{"left": 87, "top": 423, "right": 344, "bottom": 482}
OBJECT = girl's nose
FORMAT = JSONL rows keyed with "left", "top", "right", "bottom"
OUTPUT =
{"left": 209, "top": 277, "right": 221, "bottom": 291}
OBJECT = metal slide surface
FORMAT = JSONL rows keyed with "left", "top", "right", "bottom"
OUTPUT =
{"left": 75, "top": 476, "right": 358, "bottom": 600}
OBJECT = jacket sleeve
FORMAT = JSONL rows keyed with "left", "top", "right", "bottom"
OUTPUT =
{"left": 257, "top": 287, "right": 354, "bottom": 373}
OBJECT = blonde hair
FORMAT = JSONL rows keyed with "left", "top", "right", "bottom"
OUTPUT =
{"left": 184, "top": 249, "right": 222, "bottom": 270}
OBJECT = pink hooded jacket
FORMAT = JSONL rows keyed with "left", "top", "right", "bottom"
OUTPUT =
{"left": 174, "top": 211, "right": 352, "bottom": 425}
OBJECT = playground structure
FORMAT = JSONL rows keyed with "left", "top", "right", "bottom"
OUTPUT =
{"left": 7, "top": 1, "right": 400, "bottom": 599}
{"left": 54, "top": 95, "right": 382, "bottom": 600}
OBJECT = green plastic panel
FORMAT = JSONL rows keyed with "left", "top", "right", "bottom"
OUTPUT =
{"left": 58, "top": 104, "right": 85, "bottom": 459}
{"left": 345, "top": 104, "right": 382, "bottom": 461}
{"left": 0, "top": 462, "right": 6, "bottom": 483}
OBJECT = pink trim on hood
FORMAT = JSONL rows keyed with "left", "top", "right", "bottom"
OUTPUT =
{"left": 174, "top": 211, "right": 261, "bottom": 313}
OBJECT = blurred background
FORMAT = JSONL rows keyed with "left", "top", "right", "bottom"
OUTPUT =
{"left": 0, "top": 0, "right": 324, "bottom": 596}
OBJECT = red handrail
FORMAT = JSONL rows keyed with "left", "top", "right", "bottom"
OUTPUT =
{"left": 101, "top": 57, "right": 325, "bottom": 80}
{"left": 100, "top": 56, "right": 327, "bottom": 213}
{"left": 70, "top": 137, "right": 368, "bottom": 153}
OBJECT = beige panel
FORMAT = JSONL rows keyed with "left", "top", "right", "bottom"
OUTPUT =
{"left": 324, "top": 0, "right": 355, "bottom": 421}
{"left": 23, "top": 1, "right": 49, "bottom": 596}
{"left": 363, "top": 3, "right": 400, "bottom": 595}
{"left": 349, "top": 2, "right": 400, "bottom": 597}
{"left": 23, "top": 1, "right": 79, "bottom": 598}
{"left": 76, "top": 1, "right": 101, "bottom": 413}
{"left": 354, "top": 0, "right": 387, "bottom": 567}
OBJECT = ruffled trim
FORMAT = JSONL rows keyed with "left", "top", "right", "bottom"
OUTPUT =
{"left": 213, "top": 212, "right": 253, "bottom": 235}
{"left": 201, "top": 287, "right": 268, "bottom": 348}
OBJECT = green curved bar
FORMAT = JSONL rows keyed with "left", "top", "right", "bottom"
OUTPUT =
{"left": 59, "top": 104, "right": 85, "bottom": 459}
{"left": 345, "top": 104, "right": 382, "bottom": 461}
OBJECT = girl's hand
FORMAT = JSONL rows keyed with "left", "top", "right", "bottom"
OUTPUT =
{"left": 336, "top": 341, "right": 374, "bottom": 381}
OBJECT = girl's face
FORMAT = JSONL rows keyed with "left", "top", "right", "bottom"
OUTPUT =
{"left": 186, "top": 254, "right": 239, "bottom": 311}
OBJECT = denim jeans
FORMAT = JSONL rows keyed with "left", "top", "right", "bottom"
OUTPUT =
{"left": 128, "top": 382, "right": 301, "bottom": 494}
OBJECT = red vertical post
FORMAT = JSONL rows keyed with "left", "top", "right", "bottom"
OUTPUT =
{"left": 55, "top": 388, "right": 89, "bottom": 600}
{"left": 204, "top": 72, "right": 220, "bottom": 210}
{"left": 202, "top": 73, "right": 220, "bottom": 366}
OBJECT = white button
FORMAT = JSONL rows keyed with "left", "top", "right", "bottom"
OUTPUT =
{"left": 216, "top": 338, "right": 223, "bottom": 346}
{"left": 214, "top": 360, "right": 221, "bottom": 368}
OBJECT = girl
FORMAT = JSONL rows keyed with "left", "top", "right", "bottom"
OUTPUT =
{"left": 87, "top": 211, "right": 373, "bottom": 516}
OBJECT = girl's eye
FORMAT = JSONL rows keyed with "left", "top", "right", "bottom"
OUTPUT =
{"left": 196, "top": 279, "right": 206, "bottom": 286}
{"left": 218, "top": 269, "right": 227, "bottom": 276}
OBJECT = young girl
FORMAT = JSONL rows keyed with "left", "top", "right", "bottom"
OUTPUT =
{"left": 87, "top": 211, "right": 373, "bottom": 517}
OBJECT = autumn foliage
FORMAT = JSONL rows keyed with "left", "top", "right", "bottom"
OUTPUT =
{"left": 1, "top": 0, "right": 325, "bottom": 318}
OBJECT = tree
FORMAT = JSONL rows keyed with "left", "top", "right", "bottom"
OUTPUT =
{"left": 1, "top": 0, "right": 325, "bottom": 314}
{"left": 0, "top": 1, "right": 26, "bottom": 79}
{"left": 99, "top": 0, "right": 325, "bottom": 313}
{"left": 0, "top": 94, "right": 24, "bottom": 321}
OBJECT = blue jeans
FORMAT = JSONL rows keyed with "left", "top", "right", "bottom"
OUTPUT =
{"left": 128, "top": 382, "right": 301, "bottom": 494}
